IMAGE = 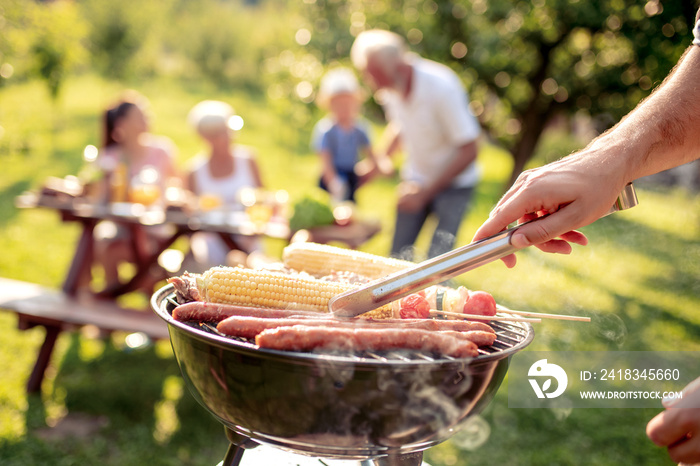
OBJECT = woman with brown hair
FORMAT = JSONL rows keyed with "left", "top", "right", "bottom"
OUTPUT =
{"left": 93, "top": 91, "right": 178, "bottom": 290}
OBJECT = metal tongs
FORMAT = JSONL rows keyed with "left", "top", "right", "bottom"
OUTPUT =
{"left": 329, "top": 183, "right": 639, "bottom": 317}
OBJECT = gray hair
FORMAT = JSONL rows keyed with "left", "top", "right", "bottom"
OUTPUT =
{"left": 188, "top": 100, "right": 236, "bottom": 134}
{"left": 350, "top": 29, "right": 407, "bottom": 72}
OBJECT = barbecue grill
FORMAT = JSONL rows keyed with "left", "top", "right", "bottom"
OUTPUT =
{"left": 151, "top": 285, "right": 534, "bottom": 465}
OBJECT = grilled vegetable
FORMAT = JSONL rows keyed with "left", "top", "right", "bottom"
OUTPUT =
{"left": 282, "top": 242, "right": 413, "bottom": 279}
{"left": 196, "top": 266, "right": 353, "bottom": 312}
{"left": 356, "top": 303, "right": 395, "bottom": 320}
{"left": 193, "top": 266, "right": 394, "bottom": 317}
{"left": 398, "top": 294, "right": 431, "bottom": 319}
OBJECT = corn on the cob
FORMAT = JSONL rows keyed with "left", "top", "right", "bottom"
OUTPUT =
{"left": 357, "top": 303, "right": 395, "bottom": 320}
{"left": 195, "top": 265, "right": 397, "bottom": 317}
{"left": 196, "top": 266, "right": 354, "bottom": 312}
{"left": 282, "top": 242, "right": 413, "bottom": 279}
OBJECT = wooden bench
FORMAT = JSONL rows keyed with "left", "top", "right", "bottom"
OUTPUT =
{"left": 0, "top": 277, "right": 169, "bottom": 394}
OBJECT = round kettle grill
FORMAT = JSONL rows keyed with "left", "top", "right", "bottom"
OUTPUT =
{"left": 151, "top": 285, "right": 534, "bottom": 465}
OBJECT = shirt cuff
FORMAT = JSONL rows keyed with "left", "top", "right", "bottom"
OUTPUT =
{"left": 694, "top": 9, "right": 700, "bottom": 46}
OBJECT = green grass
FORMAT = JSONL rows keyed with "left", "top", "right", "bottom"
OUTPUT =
{"left": 2, "top": 74, "right": 698, "bottom": 465}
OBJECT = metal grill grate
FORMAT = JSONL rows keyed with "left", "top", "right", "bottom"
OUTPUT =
{"left": 351, "top": 318, "right": 531, "bottom": 363}
{"left": 166, "top": 295, "right": 533, "bottom": 364}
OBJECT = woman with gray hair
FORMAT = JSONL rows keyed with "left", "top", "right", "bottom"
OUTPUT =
{"left": 184, "top": 100, "right": 264, "bottom": 269}
{"left": 351, "top": 29, "right": 483, "bottom": 260}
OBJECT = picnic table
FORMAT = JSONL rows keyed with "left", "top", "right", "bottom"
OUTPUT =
{"left": 15, "top": 189, "right": 292, "bottom": 298}
{"left": 3, "top": 180, "right": 381, "bottom": 393}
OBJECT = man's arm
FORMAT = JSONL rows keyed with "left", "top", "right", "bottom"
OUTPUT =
{"left": 397, "top": 140, "right": 478, "bottom": 212}
{"left": 473, "top": 44, "right": 700, "bottom": 264}
{"left": 425, "top": 140, "right": 477, "bottom": 198}
{"left": 594, "top": 45, "right": 700, "bottom": 181}
{"left": 381, "top": 121, "right": 402, "bottom": 158}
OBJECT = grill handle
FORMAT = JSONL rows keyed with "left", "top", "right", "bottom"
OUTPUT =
{"left": 330, "top": 183, "right": 638, "bottom": 317}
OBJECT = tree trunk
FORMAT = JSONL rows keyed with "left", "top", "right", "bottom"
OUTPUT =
{"left": 506, "top": 103, "right": 553, "bottom": 187}
{"left": 504, "top": 33, "right": 567, "bottom": 188}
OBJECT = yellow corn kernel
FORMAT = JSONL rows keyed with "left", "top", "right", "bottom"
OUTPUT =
{"left": 357, "top": 303, "right": 395, "bottom": 320}
{"left": 282, "top": 242, "right": 413, "bottom": 279}
{"left": 197, "top": 266, "right": 355, "bottom": 312}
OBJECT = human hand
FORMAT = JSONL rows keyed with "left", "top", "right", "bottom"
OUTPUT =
{"left": 328, "top": 177, "right": 348, "bottom": 201}
{"left": 472, "top": 151, "right": 626, "bottom": 267}
{"left": 397, "top": 181, "right": 429, "bottom": 212}
{"left": 375, "top": 154, "right": 395, "bottom": 177}
{"left": 646, "top": 377, "right": 700, "bottom": 464}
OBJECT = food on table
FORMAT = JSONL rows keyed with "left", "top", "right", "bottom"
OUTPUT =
{"left": 129, "top": 184, "right": 161, "bottom": 206}
{"left": 198, "top": 193, "right": 223, "bottom": 211}
{"left": 288, "top": 195, "right": 335, "bottom": 231}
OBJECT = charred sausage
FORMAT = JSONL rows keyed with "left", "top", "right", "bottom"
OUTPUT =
{"left": 255, "top": 326, "right": 479, "bottom": 358}
{"left": 172, "top": 301, "right": 323, "bottom": 323}
{"left": 217, "top": 315, "right": 496, "bottom": 347}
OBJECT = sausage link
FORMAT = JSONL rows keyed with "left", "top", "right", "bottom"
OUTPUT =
{"left": 255, "top": 326, "right": 479, "bottom": 358}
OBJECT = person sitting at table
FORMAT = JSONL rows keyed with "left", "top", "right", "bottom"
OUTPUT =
{"left": 184, "top": 100, "right": 266, "bottom": 270}
{"left": 93, "top": 91, "right": 178, "bottom": 291}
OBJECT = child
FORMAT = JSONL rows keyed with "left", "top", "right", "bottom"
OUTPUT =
{"left": 312, "top": 68, "right": 388, "bottom": 203}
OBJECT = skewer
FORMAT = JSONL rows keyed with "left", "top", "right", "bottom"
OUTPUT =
{"left": 429, "top": 310, "right": 541, "bottom": 323}
{"left": 496, "top": 305, "right": 591, "bottom": 322}
{"left": 501, "top": 309, "right": 590, "bottom": 322}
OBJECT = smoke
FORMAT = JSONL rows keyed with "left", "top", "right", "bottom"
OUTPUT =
{"left": 429, "top": 230, "right": 457, "bottom": 259}
{"left": 449, "top": 415, "right": 491, "bottom": 451}
{"left": 550, "top": 397, "right": 574, "bottom": 421}
{"left": 550, "top": 405, "right": 573, "bottom": 421}
{"left": 593, "top": 312, "right": 627, "bottom": 347}
{"left": 394, "top": 245, "right": 424, "bottom": 262}
{"left": 368, "top": 363, "right": 475, "bottom": 444}
{"left": 303, "top": 356, "right": 478, "bottom": 448}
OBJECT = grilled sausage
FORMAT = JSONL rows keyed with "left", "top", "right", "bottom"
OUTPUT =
{"left": 172, "top": 301, "right": 323, "bottom": 323}
{"left": 438, "top": 330, "right": 497, "bottom": 347}
{"left": 217, "top": 315, "right": 497, "bottom": 347}
{"left": 363, "top": 318, "right": 494, "bottom": 334}
{"left": 217, "top": 316, "right": 355, "bottom": 338}
{"left": 175, "top": 302, "right": 496, "bottom": 335}
{"left": 255, "top": 326, "right": 479, "bottom": 358}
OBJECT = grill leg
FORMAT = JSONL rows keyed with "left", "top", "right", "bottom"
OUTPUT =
{"left": 220, "top": 443, "right": 245, "bottom": 466}
{"left": 219, "top": 427, "right": 259, "bottom": 466}
{"left": 372, "top": 451, "right": 424, "bottom": 466}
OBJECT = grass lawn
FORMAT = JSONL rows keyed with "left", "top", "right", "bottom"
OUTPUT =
{"left": 1, "top": 74, "right": 699, "bottom": 465}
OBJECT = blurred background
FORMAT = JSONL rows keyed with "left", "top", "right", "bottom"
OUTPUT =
{"left": 1, "top": 0, "right": 699, "bottom": 464}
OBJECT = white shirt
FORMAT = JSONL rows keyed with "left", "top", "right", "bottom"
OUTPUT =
{"left": 382, "top": 58, "right": 481, "bottom": 188}
{"left": 191, "top": 145, "right": 256, "bottom": 209}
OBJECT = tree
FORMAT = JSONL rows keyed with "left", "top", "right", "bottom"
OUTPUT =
{"left": 28, "top": 0, "right": 87, "bottom": 101}
{"left": 294, "top": 0, "right": 697, "bottom": 186}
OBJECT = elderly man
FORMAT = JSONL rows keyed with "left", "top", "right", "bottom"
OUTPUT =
{"left": 351, "top": 30, "right": 481, "bottom": 260}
